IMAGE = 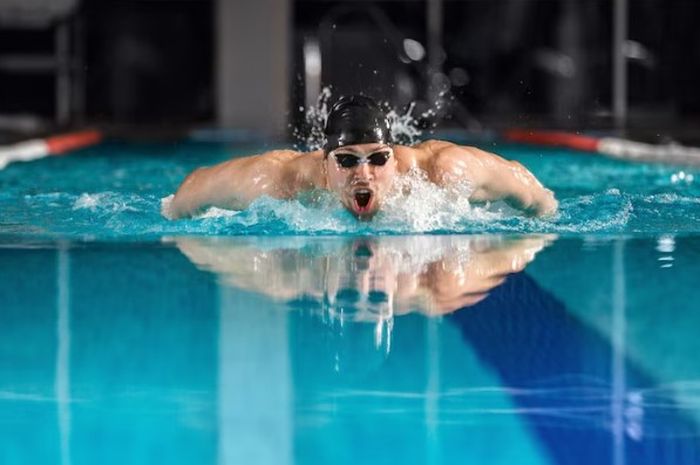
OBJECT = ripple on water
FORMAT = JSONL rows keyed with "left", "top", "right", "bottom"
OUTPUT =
{"left": 6, "top": 178, "right": 694, "bottom": 237}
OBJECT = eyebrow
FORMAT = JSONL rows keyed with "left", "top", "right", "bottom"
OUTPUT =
{"left": 334, "top": 147, "right": 390, "bottom": 156}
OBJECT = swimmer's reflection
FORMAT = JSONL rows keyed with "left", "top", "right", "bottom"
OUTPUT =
{"left": 175, "top": 235, "right": 553, "bottom": 353}
{"left": 176, "top": 236, "right": 700, "bottom": 462}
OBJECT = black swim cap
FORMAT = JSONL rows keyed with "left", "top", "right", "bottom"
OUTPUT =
{"left": 323, "top": 95, "right": 393, "bottom": 154}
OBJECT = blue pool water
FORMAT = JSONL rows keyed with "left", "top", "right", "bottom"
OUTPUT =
{"left": 0, "top": 140, "right": 698, "bottom": 238}
{"left": 1, "top": 140, "right": 700, "bottom": 464}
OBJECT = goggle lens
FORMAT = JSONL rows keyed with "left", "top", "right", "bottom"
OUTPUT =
{"left": 334, "top": 151, "right": 391, "bottom": 169}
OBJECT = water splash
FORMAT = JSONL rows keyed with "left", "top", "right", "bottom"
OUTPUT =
{"left": 386, "top": 102, "right": 422, "bottom": 146}
{"left": 293, "top": 87, "right": 424, "bottom": 150}
{"left": 6, "top": 184, "right": 700, "bottom": 238}
{"left": 3, "top": 135, "right": 700, "bottom": 238}
{"left": 169, "top": 170, "right": 511, "bottom": 235}
{"left": 374, "top": 168, "right": 503, "bottom": 232}
{"left": 293, "top": 87, "right": 333, "bottom": 151}
{"left": 73, "top": 193, "right": 102, "bottom": 211}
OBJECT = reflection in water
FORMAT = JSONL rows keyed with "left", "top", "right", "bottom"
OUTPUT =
{"left": 175, "top": 235, "right": 553, "bottom": 357}
{"left": 177, "top": 235, "right": 700, "bottom": 463}
{"left": 3, "top": 238, "right": 700, "bottom": 464}
{"left": 656, "top": 234, "right": 675, "bottom": 269}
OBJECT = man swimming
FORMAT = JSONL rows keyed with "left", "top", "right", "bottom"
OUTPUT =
{"left": 167, "top": 95, "right": 557, "bottom": 219}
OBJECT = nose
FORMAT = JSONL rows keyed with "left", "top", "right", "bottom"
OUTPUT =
{"left": 354, "top": 161, "right": 372, "bottom": 178}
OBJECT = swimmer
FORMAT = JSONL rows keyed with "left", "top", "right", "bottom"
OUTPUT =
{"left": 168, "top": 95, "right": 558, "bottom": 219}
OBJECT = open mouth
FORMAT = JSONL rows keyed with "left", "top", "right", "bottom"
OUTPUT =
{"left": 353, "top": 189, "right": 373, "bottom": 212}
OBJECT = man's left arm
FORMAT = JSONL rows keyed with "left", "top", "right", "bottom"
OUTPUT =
{"left": 433, "top": 145, "right": 558, "bottom": 217}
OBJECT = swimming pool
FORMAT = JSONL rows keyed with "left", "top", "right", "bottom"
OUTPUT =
{"left": 1, "top": 139, "right": 699, "bottom": 238}
{"left": 1, "top": 140, "right": 700, "bottom": 464}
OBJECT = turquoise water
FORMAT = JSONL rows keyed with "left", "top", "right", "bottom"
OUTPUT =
{"left": 1, "top": 140, "right": 700, "bottom": 464}
{"left": 2, "top": 236, "right": 700, "bottom": 464}
{"left": 0, "top": 140, "right": 698, "bottom": 238}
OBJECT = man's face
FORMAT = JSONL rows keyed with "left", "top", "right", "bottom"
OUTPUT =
{"left": 325, "top": 143, "right": 397, "bottom": 220}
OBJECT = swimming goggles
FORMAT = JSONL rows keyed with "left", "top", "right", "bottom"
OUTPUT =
{"left": 333, "top": 150, "right": 391, "bottom": 169}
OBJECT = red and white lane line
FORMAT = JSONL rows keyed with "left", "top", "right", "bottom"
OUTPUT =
{"left": 0, "top": 130, "right": 103, "bottom": 170}
{"left": 505, "top": 129, "right": 700, "bottom": 165}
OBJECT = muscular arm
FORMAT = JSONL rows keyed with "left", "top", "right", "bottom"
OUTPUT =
{"left": 428, "top": 143, "right": 558, "bottom": 217}
{"left": 168, "top": 150, "right": 317, "bottom": 219}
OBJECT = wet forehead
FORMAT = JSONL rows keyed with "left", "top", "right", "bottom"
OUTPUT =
{"left": 332, "top": 143, "right": 391, "bottom": 154}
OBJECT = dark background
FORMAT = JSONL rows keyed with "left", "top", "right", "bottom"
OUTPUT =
{"left": 0, "top": 0, "right": 698, "bottom": 136}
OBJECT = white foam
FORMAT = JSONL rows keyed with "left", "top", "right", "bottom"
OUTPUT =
{"left": 160, "top": 194, "right": 175, "bottom": 219}
{"left": 386, "top": 102, "right": 423, "bottom": 146}
{"left": 180, "top": 170, "right": 518, "bottom": 234}
{"left": 241, "top": 195, "right": 352, "bottom": 232}
{"left": 160, "top": 194, "right": 243, "bottom": 220}
{"left": 71, "top": 192, "right": 141, "bottom": 216}
{"left": 196, "top": 206, "right": 240, "bottom": 219}
{"left": 375, "top": 169, "right": 505, "bottom": 232}
{"left": 74, "top": 193, "right": 102, "bottom": 211}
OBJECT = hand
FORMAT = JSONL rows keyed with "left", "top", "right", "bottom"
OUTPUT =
{"left": 533, "top": 189, "right": 559, "bottom": 217}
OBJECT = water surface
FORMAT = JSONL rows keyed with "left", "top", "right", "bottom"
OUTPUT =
{"left": 2, "top": 235, "right": 700, "bottom": 464}
{"left": 0, "top": 141, "right": 698, "bottom": 238}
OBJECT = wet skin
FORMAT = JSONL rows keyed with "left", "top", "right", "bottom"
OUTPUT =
{"left": 324, "top": 143, "right": 397, "bottom": 220}
{"left": 167, "top": 140, "right": 558, "bottom": 219}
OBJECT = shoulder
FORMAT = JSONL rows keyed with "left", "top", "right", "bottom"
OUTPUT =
{"left": 279, "top": 149, "right": 325, "bottom": 189}
{"left": 255, "top": 149, "right": 305, "bottom": 166}
{"left": 422, "top": 140, "right": 494, "bottom": 158}
{"left": 421, "top": 140, "right": 514, "bottom": 170}
{"left": 282, "top": 149, "right": 324, "bottom": 172}
{"left": 215, "top": 149, "right": 320, "bottom": 188}
{"left": 237, "top": 149, "right": 317, "bottom": 173}
{"left": 408, "top": 139, "right": 511, "bottom": 184}
{"left": 411, "top": 138, "right": 478, "bottom": 164}
{"left": 414, "top": 139, "right": 458, "bottom": 153}
{"left": 402, "top": 139, "right": 489, "bottom": 162}
{"left": 393, "top": 140, "right": 454, "bottom": 170}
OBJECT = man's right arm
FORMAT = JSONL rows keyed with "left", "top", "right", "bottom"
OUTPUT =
{"left": 167, "top": 153, "right": 287, "bottom": 219}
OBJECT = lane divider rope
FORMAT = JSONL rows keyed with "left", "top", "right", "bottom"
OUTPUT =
{"left": 2, "top": 128, "right": 699, "bottom": 169}
{"left": 0, "top": 130, "right": 103, "bottom": 170}
{"left": 505, "top": 129, "right": 700, "bottom": 165}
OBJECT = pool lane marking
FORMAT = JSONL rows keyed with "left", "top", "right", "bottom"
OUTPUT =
{"left": 505, "top": 129, "right": 700, "bottom": 165}
{"left": 0, "top": 130, "right": 103, "bottom": 170}
{"left": 504, "top": 129, "right": 600, "bottom": 152}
